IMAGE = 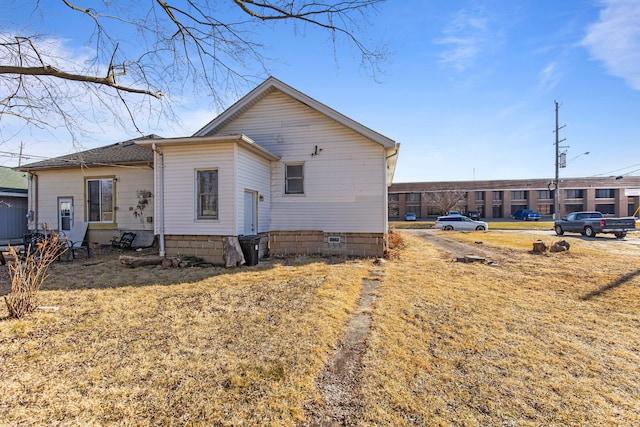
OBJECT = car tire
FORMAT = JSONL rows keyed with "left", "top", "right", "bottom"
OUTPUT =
{"left": 584, "top": 226, "right": 596, "bottom": 238}
{"left": 615, "top": 232, "right": 627, "bottom": 239}
{"left": 554, "top": 225, "right": 564, "bottom": 236}
{"left": 443, "top": 225, "right": 453, "bottom": 231}
{"left": 476, "top": 225, "right": 486, "bottom": 231}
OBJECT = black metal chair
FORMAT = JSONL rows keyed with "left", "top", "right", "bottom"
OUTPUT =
{"left": 110, "top": 232, "right": 136, "bottom": 250}
{"left": 59, "top": 222, "right": 91, "bottom": 260}
{"left": 20, "top": 232, "right": 47, "bottom": 260}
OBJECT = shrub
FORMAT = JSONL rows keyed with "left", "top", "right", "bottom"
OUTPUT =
{"left": 4, "top": 233, "right": 67, "bottom": 319}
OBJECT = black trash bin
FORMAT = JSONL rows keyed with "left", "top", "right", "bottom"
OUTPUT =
{"left": 238, "top": 235, "right": 260, "bottom": 266}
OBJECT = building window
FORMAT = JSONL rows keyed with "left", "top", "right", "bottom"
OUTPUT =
{"left": 564, "top": 204, "right": 584, "bottom": 214}
{"left": 537, "top": 190, "right": 552, "bottom": 200}
{"left": 595, "top": 204, "right": 615, "bottom": 215}
{"left": 285, "top": 164, "right": 304, "bottom": 194}
{"left": 492, "top": 191, "right": 503, "bottom": 201}
{"left": 87, "top": 178, "right": 114, "bottom": 223}
{"left": 475, "top": 191, "right": 484, "bottom": 201}
{"left": 565, "top": 189, "right": 584, "bottom": 199}
{"left": 511, "top": 190, "right": 527, "bottom": 200}
{"left": 595, "top": 189, "right": 615, "bottom": 198}
{"left": 405, "top": 193, "right": 421, "bottom": 218}
{"left": 197, "top": 169, "right": 218, "bottom": 219}
{"left": 538, "top": 204, "right": 553, "bottom": 215}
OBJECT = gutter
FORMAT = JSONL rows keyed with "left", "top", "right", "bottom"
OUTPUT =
{"left": 152, "top": 144, "right": 166, "bottom": 257}
{"left": 29, "top": 173, "right": 38, "bottom": 231}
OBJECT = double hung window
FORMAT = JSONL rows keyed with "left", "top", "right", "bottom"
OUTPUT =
{"left": 87, "top": 178, "right": 114, "bottom": 223}
{"left": 285, "top": 164, "right": 304, "bottom": 194}
{"left": 197, "top": 170, "right": 218, "bottom": 219}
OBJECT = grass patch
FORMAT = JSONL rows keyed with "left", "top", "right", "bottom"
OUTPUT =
{"left": 360, "top": 231, "right": 640, "bottom": 426}
{"left": 2, "top": 235, "right": 639, "bottom": 425}
{"left": 1, "top": 254, "right": 371, "bottom": 425}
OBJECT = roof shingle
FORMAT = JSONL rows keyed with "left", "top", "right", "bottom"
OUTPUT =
{"left": 19, "top": 135, "right": 158, "bottom": 171}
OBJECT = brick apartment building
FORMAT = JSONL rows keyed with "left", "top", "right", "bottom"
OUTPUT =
{"left": 389, "top": 177, "right": 640, "bottom": 220}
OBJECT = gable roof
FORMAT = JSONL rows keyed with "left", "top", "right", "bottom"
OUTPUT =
{"left": 194, "top": 76, "right": 398, "bottom": 149}
{"left": 18, "top": 135, "right": 157, "bottom": 171}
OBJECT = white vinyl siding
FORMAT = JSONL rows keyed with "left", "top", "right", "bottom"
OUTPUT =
{"left": 236, "top": 146, "right": 271, "bottom": 234}
{"left": 154, "top": 142, "right": 272, "bottom": 237}
{"left": 30, "top": 167, "right": 154, "bottom": 231}
{"left": 285, "top": 163, "right": 304, "bottom": 194}
{"left": 216, "top": 90, "right": 388, "bottom": 233}
{"left": 160, "top": 144, "right": 235, "bottom": 235}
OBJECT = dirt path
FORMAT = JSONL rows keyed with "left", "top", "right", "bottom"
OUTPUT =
{"left": 301, "top": 261, "right": 384, "bottom": 426}
{"left": 403, "top": 229, "right": 515, "bottom": 265}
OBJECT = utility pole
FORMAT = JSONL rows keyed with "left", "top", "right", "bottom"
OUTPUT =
{"left": 18, "top": 141, "right": 24, "bottom": 166}
{"left": 553, "top": 101, "right": 566, "bottom": 220}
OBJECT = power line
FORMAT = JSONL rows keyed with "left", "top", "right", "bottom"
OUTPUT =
{"left": 591, "top": 163, "right": 640, "bottom": 177}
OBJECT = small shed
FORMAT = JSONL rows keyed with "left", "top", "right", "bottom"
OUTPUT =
{"left": 0, "top": 166, "right": 28, "bottom": 242}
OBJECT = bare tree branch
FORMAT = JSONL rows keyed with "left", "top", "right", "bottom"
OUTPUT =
{"left": 425, "top": 189, "right": 467, "bottom": 215}
{"left": 0, "top": 1, "right": 387, "bottom": 140}
{"left": 0, "top": 65, "right": 163, "bottom": 98}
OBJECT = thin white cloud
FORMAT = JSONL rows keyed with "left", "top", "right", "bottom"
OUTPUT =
{"left": 582, "top": 0, "right": 640, "bottom": 90}
{"left": 435, "top": 8, "right": 499, "bottom": 72}
{"left": 538, "top": 62, "right": 561, "bottom": 92}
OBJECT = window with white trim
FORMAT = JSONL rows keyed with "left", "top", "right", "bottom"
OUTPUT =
{"left": 197, "top": 169, "right": 218, "bottom": 219}
{"left": 285, "top": 163, "right": 304, "bottom": 194}
{"left": 87, "top": 178, "right": 114, "bottom": 223}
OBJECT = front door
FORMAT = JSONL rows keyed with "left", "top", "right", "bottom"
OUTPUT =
{"left": 244, "top": 191, "right": 257, "bottom": 235}
{"left": 58, "top": 198, "right": 73, "bottom": 232}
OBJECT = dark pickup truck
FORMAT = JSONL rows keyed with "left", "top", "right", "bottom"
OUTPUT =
{"left": 554, "top": 211, "right": 637, "bottom": 239}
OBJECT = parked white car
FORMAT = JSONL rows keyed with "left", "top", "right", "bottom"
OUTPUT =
{"left": 435, "top": 215, "right": 488, "bottom": 231}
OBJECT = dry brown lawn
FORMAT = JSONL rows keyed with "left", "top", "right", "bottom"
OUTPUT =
{"left": 1, "top": 232, "right": 639, "bottom": 426}
{"left": 0, "top": 250, "right": 370, "bottom": 426}
{"left": 361, "top": 230, "right": 640, "bottom": 426}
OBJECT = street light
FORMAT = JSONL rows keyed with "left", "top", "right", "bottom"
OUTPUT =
{"left": 566, "top": 151, "right": 590, "bottom": 166}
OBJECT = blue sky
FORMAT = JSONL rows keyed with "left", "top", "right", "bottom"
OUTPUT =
{"left": 1, "top": 0, "right": 639, "bottom": 183}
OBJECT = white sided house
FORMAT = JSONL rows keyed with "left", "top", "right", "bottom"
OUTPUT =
{"left": 137, "top": 77, "right": 399, "bottom": 263}
{"left": 19, "top": 138, "right": 156, "bottom": 247}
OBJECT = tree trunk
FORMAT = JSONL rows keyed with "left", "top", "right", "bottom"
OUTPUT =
{"left": 119, "top": 255, "right": 164, "bottom": 268}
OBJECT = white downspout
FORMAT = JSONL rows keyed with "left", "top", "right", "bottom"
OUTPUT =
{"left": 153, "top": 143, "right": 166, "bottom": 257}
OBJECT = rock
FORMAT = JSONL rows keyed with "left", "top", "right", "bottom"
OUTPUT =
{"left": 532, "top": 240, "right": 548, "bottom": 253}
{"left": 551, "top": 240, "right": 570, "bottom": 252}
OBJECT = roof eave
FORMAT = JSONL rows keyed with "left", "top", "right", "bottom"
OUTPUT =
{"left": 136, "top": 134, "right": 280, "bottom": 161}
{"left": 18, "top": 159, "right": 153, "bottom": 172}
